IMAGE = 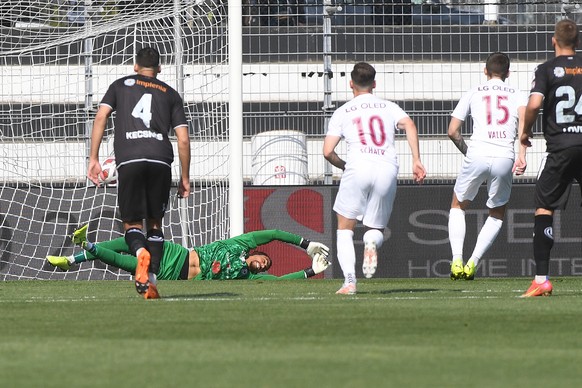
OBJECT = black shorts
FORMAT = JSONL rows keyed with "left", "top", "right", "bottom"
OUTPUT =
{"left": 535, "top": 146, "right": 582, "bottom": 210}
{"left": 117, "top": 161, "right": 172, "bottom": 223}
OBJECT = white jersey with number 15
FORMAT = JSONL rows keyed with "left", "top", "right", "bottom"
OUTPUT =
{"left": 452, "top": 78, "right": 527, "bottom": 159}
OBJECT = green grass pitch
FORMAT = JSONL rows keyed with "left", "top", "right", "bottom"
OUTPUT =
{"left": 1, "top": 278, "right": 582, "bottom": 388}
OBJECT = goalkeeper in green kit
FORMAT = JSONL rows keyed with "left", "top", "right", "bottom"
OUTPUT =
{"left": 47, "top": 225, "right": 331, "bottom": 281}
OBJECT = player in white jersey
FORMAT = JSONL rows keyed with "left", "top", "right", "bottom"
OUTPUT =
{"left": 323, "top": 62, "right": 426, "bottom": 295}
{"left": 447, "top": 52, "right": 528, "bottom": 280}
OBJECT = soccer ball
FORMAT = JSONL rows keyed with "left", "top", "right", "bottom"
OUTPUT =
{"left": 99, "top": 157, "right": 117, "bottom": 185}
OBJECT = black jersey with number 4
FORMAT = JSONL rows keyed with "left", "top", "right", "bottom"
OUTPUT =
{"left": 531, "top": 54, "right": 582, "bottom": 152}
{"left": 100, "top": 74, "right": 188, "bottom": 166}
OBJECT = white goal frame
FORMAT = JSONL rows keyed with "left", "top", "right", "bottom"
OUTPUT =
{"left": 0, "top": 0, "right": 243, "bottom": 280}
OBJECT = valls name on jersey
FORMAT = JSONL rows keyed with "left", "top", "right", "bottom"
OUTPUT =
{"left": 361, "top": 147, "right": 385, "bottom": 155}
{"left": 345, "top": 102, "right": 387, "bottom": 112}
{"left": 488, "top": 131, "right": 507, "bottom": 139}
{"left": 126, "top": 130, "right": 163, "bottom": 141}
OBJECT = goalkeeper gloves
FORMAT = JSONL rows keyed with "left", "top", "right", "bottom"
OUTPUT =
{"left": 300, "top": 238, "right": 330, "bottom": 259}
{"left": 304, "top": 253, "right": 331, "bottom": 278}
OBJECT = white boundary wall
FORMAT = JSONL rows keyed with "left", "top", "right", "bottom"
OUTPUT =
{"left": 0, "top": 137, "right": 546, "bottom": 183}
{"left": 0, "top": 62, "right": 538, "bottom": 103}
{"left": 1, "top": 62, "right": 543, "bottom": 183}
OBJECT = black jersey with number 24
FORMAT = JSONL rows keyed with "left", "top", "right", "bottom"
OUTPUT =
{"left": 100, "top": 74, "right": 188, "bottom": 166}
{"left": 531, "top": 54, "right": 582, "bottom": 152}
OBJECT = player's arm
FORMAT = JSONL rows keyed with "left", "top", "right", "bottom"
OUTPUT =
{"left": 174, "top": 124, "right": 191, "bottom": 198}
{"left": 245, "top": 229, "right": 301, "bottom": 245}
{"left": 249, "top": 271, "right": 306, "bottom": 280}
{"left": 398, "top": 117, "right": 426, "bottom": 183}
{"left": 322, "top": 134, "right": 346, "bottom": 170}
{"left": 448, "top": 117, "right": 468, "bottom": 156}
{"left": 513, "top": 105, "right": 528, "bottom": 175}
{"left": 521, "top": 93, "right": 543, "bottom": 147}
{"left": 248, "top": 230, "right": 329, "bottom": 258}
{"left": 249, "top": 253, "right": 330, "bottom": 280}
{"left": 88, "top": 105, "right": 113, "bottom": 185}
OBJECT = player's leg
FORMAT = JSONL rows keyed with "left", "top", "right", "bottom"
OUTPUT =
{"left": 464, "top": 158, "right": 513, "bottom": 279}
{"left": 89, "top": 236, "right": 132, "bottom": 254}
{"left": 143, "top": 223, "right": 163, "bottom": 299}
{"left": 335, "top": 214, "right": 357, "bottom": 295}
{"left": 117, "top": 162, "right": 152, "bottom": 297}
{"left": 78, "top": 242, "right": 138, "bottom": 273}
{"left": 146, "top": 226, "right": 164, "bottom": 274}
{"left": 448, "top": 195, "right": 467, "bottom": 280}
{"left": 531, "top": 161, "right": 582, "bottom": 294}
{"left": 332, "top": 168, "right": 367, "bottom": 294}
{"left": 57, "top": 239, "right": 185, "bottom": 280}
{"left": 142, "top": 163, "right": 172, "bottom": 299}
{"left": 80, "top": 236, "right": 136, "bottom": 272}
{"left": 47, "top": 224, "right": 89, "bottom": 270}
{"left": 448, "top": 157, "right": 487, "bottom": 279}
{"left": 521, "top": 207, "right": 554, "bottom": 297}
{"left": 464, "top": 207, "right": 504, "bottom": 280}
{"left": 522, "top": 152, "right": 575, "bottom": 297}
{"left": 125, "top": 223, "right": 150, "bottom": 295}
{"left": 47, "top": 236, "right": 130, "bottom": 270}
{"left": 362, "top": 229, "right": 383, "bottom": 279}
{"left": 361, "top": 164, "right": 397, "bottom": 279}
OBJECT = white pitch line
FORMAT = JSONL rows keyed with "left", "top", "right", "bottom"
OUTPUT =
{"left": 3, "top": 289, "right": 580, "bottom": 304}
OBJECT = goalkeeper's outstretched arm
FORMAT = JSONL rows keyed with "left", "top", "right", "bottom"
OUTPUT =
{"left": 249, "top": 253, "right": 331, "bottom": 280}
{"left": 246, "top": 229, "right": 330, "bottom": 259}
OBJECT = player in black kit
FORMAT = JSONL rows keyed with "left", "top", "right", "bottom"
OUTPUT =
{"left": 520, "top": 19, "right": 582, "bottom": 297}
{"left": 87, "top": 47, "right": 191, "bottom": 299}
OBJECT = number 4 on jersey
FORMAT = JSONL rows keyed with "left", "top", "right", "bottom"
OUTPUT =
{"left": 132, "top": 94, "right": 152, "bottom": 128}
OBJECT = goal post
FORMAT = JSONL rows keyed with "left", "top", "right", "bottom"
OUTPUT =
{"left": 228, "top": 0, "right": 244, "bottom": 237}
{"left": 0, "top": 0, "right": 241, "bottom": 280}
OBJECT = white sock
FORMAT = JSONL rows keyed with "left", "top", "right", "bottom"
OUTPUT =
{"left": 535, "top": 275, "right": 548, "bottom": 284}
{"left": 448, "top": 208, "right": 466, "bottom": 261}
{"left": 346, "top": 273, "right": 356, "bottom": 285}
{"left": 470, "top": 216, "right": 503, "bottom": 266}
{"left": 363, "top": 229, "right": 384, "bottom": 249}
{"left": 336, "top": 229, "right": 356, "bottom": 284}
{"left": 148, "top": 272, "right": 157, "bottom": 285}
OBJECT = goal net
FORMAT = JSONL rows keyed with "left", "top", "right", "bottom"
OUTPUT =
{"left": 0, "top": 0, "right": 232, "bottom": 280}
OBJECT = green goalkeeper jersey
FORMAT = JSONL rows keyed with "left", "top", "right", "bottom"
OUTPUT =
{"left": 84, "top": 230, "right": 309, "bottom": 281}
{"left": 192, "top": 229, "right": 305, "bottom": 280}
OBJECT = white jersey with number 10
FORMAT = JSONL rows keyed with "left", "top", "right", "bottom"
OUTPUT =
{"left": 327, "top": 93, "right": 408, "bottom": 167}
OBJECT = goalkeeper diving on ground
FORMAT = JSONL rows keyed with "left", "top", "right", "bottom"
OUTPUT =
{"left": 47, "top": 225, "right": 331, "bottom": 281}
